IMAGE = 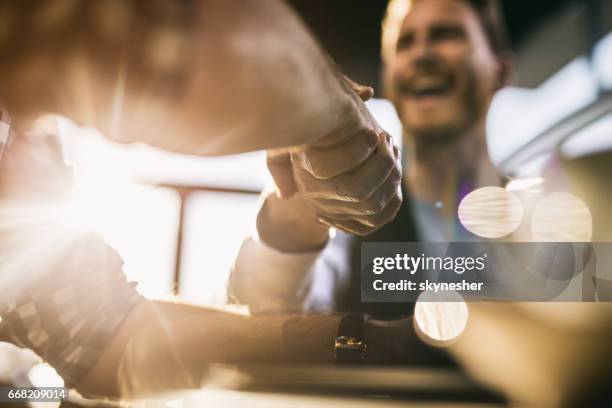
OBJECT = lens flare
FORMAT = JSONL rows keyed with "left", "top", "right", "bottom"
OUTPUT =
{"left": 531, "top": 192, "right": 593, "bottom": 242}
{"left": 505, "top": 177, "right": 544, "bottom": 192}
{"left": 414, "top": 291, "right": 468, "bottom": 345}
{"left": 458, "top": 186, "right": 523, "bottom": 239}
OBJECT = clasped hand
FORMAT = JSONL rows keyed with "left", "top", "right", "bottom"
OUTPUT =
{"left": 267, "top": 77, "right": 402, "bottom": 236}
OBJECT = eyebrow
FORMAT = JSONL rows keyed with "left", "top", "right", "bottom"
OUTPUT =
{"left": 396, "top": 21, "right": 467, "bottom": 50}
{"left": 429, "top": 22, "right": 467, "bottom": 37}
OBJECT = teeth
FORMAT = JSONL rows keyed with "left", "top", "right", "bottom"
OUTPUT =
{"left": 410, "top": 77, "right": 451, "bottom": 95}
{"left": 411, "top": 76, "right": 451, "bottom": 94}
{"left": 413, "top": 78, "right": 446, "bottom": 90}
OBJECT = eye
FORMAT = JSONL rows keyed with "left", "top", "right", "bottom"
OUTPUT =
{"left": 396, "top": 32, "right": 415, "bottom": 52}
{"left": 430, "top": 25, "right": 466, "bottom": 42}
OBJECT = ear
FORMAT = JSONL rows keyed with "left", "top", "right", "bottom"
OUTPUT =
{"left": 495, "top": 51, "right": 515, "bottom": 90}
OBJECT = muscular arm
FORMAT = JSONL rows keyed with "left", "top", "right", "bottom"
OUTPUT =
{"left": 0, "top": 0, "right": 367, "bottom": 155}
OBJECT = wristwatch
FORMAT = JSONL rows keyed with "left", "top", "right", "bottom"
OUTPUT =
{"left": 334, "top": 313, "right": 370, "bottom": 364}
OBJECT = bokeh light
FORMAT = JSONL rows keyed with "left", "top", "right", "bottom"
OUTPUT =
{"left": 505, "top": 177, "right": 544, "bottom": 193}
{"left": 458, "top": 186, "right": 523, "bottom": 239}
{"left": 531, "top": 192, "right": 592, "bottom": 242}
{"left": 414, "top": 291, "right": 469, "bottom": 345}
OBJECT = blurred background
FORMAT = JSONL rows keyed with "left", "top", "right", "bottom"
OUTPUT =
{"left": 46, "top": 0, "right": 612, "bottom": 307}
{"left": 2, "top": 0, "right": 612, "bottom": 404}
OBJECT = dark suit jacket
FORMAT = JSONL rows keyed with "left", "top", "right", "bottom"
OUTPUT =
{"left": 340, "top": 183, "right": 421, "bottom": 318}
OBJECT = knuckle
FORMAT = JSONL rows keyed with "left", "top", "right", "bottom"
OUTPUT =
{"left": 361, "top": 129, "right": 379, "bottom": 148}
{"left": 365, "top": 197, "right": 386, "bottom": 215}
{"left": 381, "top": 148, "right": 395, "bottom": 168}
{"left": 390, "top": 166, "right": 402, "bottom": 186}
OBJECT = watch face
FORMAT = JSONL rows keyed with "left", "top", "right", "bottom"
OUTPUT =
{"left": 335, "top": 336, "right": 367, "bottom": 363}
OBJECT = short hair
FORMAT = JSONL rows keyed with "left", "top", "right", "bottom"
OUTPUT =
{"left": 381, "top": 0, "right": 510, "bottom": 63}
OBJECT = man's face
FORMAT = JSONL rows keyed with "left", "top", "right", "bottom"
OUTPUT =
{"left": 386, "top": 0, "right": 502, "bottom": 143}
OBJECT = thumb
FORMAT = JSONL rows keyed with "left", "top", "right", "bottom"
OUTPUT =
{"left": 343, "top": 75, "right": 374, "bottom": 101}
{"left": 266, "top": 149, "right": 297, "bottom": 199}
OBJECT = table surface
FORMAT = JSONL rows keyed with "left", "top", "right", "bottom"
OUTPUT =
{"left": 60, "top": 365, "right": 508, "bottom": 407}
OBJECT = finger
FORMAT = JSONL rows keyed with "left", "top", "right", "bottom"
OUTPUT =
{"left": 317, "top": 216, "right": 374, "bottom": 236}
{"left": 310, "top": 160, "right": 401, "bottom": 216}
{"left": 292, "top": 129, "right": 380, "bottom": 179}
{"left": 343, "top": 75, "right": 374, "bottom": 101}
{"left": 318, "top": 188, "right": 403, "bottom": 229}
{"left": 295, "top": 133, "right": 396, "bottom": 202}
{"left": 267, "top": 149, "right": 297, "bottom": 199}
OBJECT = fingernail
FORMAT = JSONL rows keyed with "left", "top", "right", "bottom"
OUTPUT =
{"left": 361, "top": 86, "right": 374, "bottom": 99}
{"left": 385, "top": 134, "right": 392, "bottom": 144}
{"left": 365, "top": 131, "right": 379, "bottom": 148}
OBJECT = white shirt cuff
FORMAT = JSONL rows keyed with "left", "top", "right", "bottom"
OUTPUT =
{"left": 228, "top": 236, "right": 323, "bottom": 314}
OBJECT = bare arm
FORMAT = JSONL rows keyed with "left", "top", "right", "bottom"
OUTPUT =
{"left": 0, "top": 0, "right": 368, "bottom": 155}
{"left": 77, "top": 301, "right": 343, "bottom": 398}
{"left": 76, "top": 300, "right": 444, "bottom": 399}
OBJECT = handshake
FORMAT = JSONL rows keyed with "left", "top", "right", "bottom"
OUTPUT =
{"left": 260, "top": 77, "right": 403, "bottom": 252}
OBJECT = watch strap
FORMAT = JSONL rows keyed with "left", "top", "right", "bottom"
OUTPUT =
{"left": 335, "top": 313, "right": 369, "bottom": 364}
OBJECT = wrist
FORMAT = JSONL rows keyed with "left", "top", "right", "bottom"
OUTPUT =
{"left": 256, "top": 193, "right": 329, "bottom": 253}
{"left": 363, "top": 317, "right": 413, "bottom": 365}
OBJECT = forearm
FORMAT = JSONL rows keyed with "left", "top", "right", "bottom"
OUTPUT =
{"left": 77, "top": 300, "right": 454, "bottom": 399}
{"left": 228, "top": 192, "right": 330, "bottom": 313}
{"left": 77, "top": 300, "right": 341, "bottom": 398}
{"left": 0, "top": 0, "right": 361, "bottom": 155}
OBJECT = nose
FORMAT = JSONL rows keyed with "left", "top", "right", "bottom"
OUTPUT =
{"left": 406, "top": 37, "right": 440, "bottom": 74}
{"left": 409, "top": 34, "right": 436, "bottom": 63}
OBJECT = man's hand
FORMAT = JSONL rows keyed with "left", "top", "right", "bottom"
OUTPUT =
{"left": 265, "top": 77, "right": 402, "bottom": 239}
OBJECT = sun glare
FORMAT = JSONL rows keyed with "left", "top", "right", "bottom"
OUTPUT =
{"left": 65, "top": 169, "right": 135, "bottom": 236}
{"left": 58, "top": 124, "right": 179, "bottom": 298}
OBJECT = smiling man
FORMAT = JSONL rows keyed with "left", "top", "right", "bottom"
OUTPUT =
{"left": 230, "top": 0, "right": 512, "bottom": 317}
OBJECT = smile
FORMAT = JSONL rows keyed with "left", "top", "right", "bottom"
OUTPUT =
{"left": 408, "top": 77, "right": 454, "bottom": 98}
